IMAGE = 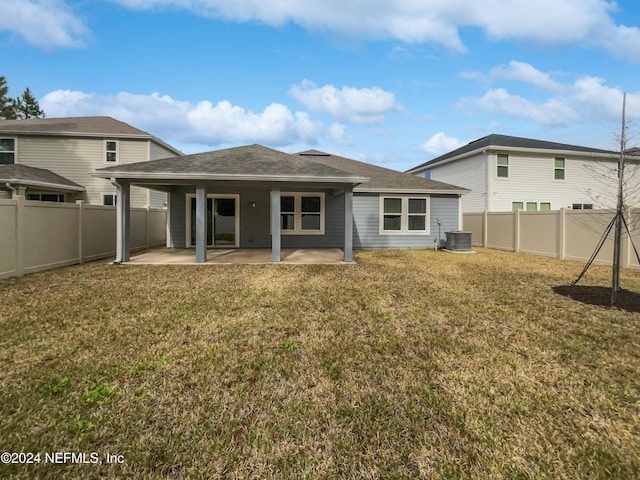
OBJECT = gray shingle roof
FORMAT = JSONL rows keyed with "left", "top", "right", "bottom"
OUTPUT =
{"left": 94, "top": 144, "right": 368, "bottom": 182}
{"left": 0, "top": 116, "right": 149, "bottom": 136}
{"left": 0, "top": 116, "right": 182, "bottom": 155}
{"left": 0, "top": 164, "right": 84, "bottom": 191}
{"left": 94, "top": 144, "right": 467, "bottom": 192}
{"left": 297, "top": 150, "right": 469, "bottom": 193}
{"left": 407, "top": 134, "right": 615, "bottom": 172}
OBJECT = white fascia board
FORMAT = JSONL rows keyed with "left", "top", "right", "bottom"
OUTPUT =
{"left": 354, "top": 187, "right": 469, "bottom": 195}
{"left": 405, "top": 147, "right": 486, "bottom": 173}
{"left": 491, "top": 146, "right": 617, "bottom": 159}
{"left": 0, "top": 130, "right": 153, "bottom": 140}
{"left": 408, "top": 145, "right": 620, "bottom": 173}
{"left": 91, "top": 171, "right": 370, "bottom": 184}
{"left": 1, "top": 179, "right": 85, "bottom": 192}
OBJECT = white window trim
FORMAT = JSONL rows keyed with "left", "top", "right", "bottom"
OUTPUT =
{"left": 554, "top": 157, "right": 565, "bottom": 181}
{"left": 0, "top": 137, "right": 17, "bottom": 165}
{"left": 271, "top": 192, "right": 325, "bottom": 235}
{"left": 102, "top": 193, "right": 117, "bottom": 206}
{"left": 185, "top": 193, "right": 240, "bottom": 248}
{"left": 105, "top": 140, "right": 119, "bottom": 164}
{"left": 496, "top": 153, "right": 509, "bottom": 179}
{"left": 379, "top": 195, "right": 430, "bottom": 235}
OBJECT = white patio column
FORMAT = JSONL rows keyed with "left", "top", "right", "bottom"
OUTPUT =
{"left": 114, "top": 179, "right": 130, "bottom": 263}
{"left": 196, "top": 184, "right": 207, "bottom": 263}
{"left": 271, "top": 186, "right": 281, "bottom": 262}
{"left": 344, "top": 185, "right": 353, "bottom": 262}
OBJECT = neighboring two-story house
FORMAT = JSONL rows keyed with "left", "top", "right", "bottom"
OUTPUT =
{"left": 406, "top": 134, "right": 636, "bottom": 213}
{"left": 0, "top": 116, "right": 181, "bottom": 207}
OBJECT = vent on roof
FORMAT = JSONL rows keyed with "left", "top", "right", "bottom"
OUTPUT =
{"left": 299, "top": 150, "right": 331, "bottom": 156}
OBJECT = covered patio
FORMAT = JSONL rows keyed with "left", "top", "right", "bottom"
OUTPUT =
{"left": 93, "top": 145, "right": 368, "bottom": 265}
{"left": 124, "top": 248, "right": 350, "bottom": 265}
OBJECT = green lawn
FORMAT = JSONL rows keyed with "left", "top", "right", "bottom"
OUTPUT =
{"left": 1, "top": 249, "right": 639, "bottom": 479}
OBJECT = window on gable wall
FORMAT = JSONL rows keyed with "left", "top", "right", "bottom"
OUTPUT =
{"left": 105, "top": 141, "right": 118, "bottom": 163}
{"left": 380, "top": 196, "right": 429, "bottom": 234}
{"left": 0, "top": 138, "right": 15, "bottom": 164}
{"left": 554, "top": 157, "right": 565, "bottom": 180}
{"left": 497, "top": 154, "right": 509, "bottom": 177}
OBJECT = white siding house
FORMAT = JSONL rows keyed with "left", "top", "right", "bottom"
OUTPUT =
{"left": 0, "top": 117, "right": 181, "bottom": 207}
{"left": 407, "top": 134, "right": 637, "bottom": 212}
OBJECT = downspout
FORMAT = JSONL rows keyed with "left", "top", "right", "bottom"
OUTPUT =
{"left": 110, "top": 177, "right": 123, "bottom": 264}
{"left": 5, "top": 182, "right": 18, "bottom": 198}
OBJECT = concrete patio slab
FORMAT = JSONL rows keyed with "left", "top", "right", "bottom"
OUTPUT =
{"left": 124, "top": 248, "right": 351, "bottom": 265}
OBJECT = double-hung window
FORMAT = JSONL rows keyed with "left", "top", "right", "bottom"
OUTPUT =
{"left": 0, "top": 138, "right": 16, "bottom": 164}
{"left": 105, "top": 140, "right": 118, "bottom": 163}
{"left": 497, "top": 154, "right": 509, "bottom": 178}
{"left": 380, "top": 195, "right": 429, "bottom": 234}
{"left": 278, "top": 192, "right": 324, "bottom": 234}
{"left": 554, "top": 157, "right": 565, "bottom": 180}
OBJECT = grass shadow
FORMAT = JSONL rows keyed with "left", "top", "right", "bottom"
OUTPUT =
{"left": 553, "top": 285, "right": 640, "bottom": 313}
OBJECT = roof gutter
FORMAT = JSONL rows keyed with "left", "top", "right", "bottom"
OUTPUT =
{"left": 354, "top": 186, "right": 470, "bottom": 195}
{"left": 0, "top": 130, "right": 182, "bottom": 156}
{"left": 5, "top": 182, "right": 17, "bottom": 198}
{"left": 0, "top": 178, "right": 85, "bottom": 192}
{"left": 407, "top": 145, "right": 621, "bottom": 173}
{"left": 109, "top": 177, "right": 125, "bottom": 264}
{"left": 92, "top": 172, "right": 370, "bottom": 184}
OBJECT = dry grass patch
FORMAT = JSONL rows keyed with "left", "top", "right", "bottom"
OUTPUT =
{"left": 1, "top": 248, "right": 639, "bottom": 479}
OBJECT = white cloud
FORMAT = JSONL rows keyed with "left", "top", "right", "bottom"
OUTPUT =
{"left": 327, "top": 123, "right": 355, "bottom": 146}
{"left": 571, "top": 76, "right": 640, "bottom": 120}
{"left": 470, "top": 88, "right": 578, "bottom": 126}
{"left": 491, "top": 61, "right": 564, "bottom": 92}
{"left": 421, "top": 132, "right": 465, "bottom": 156}
{"left": 462, "top": 61, "right": 640, "bottom": 126}
{"left": 0, "top": 0, "right": 88, "bottom": 48}
{"left": 40, "top": 90, "right": 323, "bottom": 147}
{"left": 108, "top": 0, "right": 640, "bottom": 62}
{"left": 289, "top": 80, "right": 397, "bottom": 124}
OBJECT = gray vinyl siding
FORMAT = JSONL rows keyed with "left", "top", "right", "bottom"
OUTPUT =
{"left": 282, "top": 191, "right": 343, "bottom": 249}
{"left": 168, "top": 191, "right": 186, "bottom": 248}
{"left": 167, "top": 185, "right": 345, "bottom": 249}
{"left": 353, "top": 192, "right": 460, "bottom": 249}
{"left": 14, "top": 135, "right": 152, "bottom": 207}
{"left": 0, "top": 190, "right": 10, "bottom": 200}
{"left": 430, "top": 194, "right": 462, "bottom": 243}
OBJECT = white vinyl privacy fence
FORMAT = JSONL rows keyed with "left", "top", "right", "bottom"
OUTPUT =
{"left": 463, "top": 208, "right": 640, "bottom": 270}
{"left": 0, "top": 197, "right": 166, "bottom": 279}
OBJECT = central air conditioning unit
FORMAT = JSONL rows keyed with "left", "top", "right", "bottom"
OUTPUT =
{"left": 445, "top": 231, "right": 472, "bottom": 252}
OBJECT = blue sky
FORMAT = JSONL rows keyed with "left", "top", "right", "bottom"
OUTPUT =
{"left": 2, "top": 0, "right": 640, "bottom": 171}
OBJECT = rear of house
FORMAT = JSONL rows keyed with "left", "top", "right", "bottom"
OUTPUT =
{"left": 93, "top": 145, "right": 469, "bottom": 263}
